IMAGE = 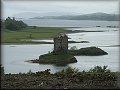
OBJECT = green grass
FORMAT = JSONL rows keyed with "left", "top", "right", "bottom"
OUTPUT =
{"left": 1, "top": 27, "right": 67, "bottom": 43}
{"left": 39, "top": 52, "right": 77, "bottom": 64}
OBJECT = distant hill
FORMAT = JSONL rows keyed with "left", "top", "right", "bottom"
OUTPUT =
{"left": 11, "top": 11, "right": 78, "bottom": 19}
{"left": 31, "top": 12, "right": 119, "bottom": 21}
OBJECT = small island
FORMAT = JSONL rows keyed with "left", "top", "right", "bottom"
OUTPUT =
{"left": 29, "top": 52, "right": 77, "bottom": 65}
{"left": 68, "top": 46, "right": 108, "bottom": 56}
{"left": 26, "top": 33, "right": 108, "bottom": 65}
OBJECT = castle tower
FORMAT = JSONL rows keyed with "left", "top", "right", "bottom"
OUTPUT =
{"left": 54, "top": 33, "right": 68, "bottom": 53}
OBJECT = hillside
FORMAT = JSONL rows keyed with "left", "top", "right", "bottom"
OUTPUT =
{"left": 31, "top": 12, "right": 119, "bottom": 21}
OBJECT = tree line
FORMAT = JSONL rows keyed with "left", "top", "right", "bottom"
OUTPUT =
{"left": 3, "top": 17, "right": 27, "bottom": 31}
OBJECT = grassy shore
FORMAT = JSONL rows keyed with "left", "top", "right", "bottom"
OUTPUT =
{"left": 28, "top": 51, "right": 77, "bottom": 65}
{"left": 1, "top": 27, "right": 73, "bottom": 44}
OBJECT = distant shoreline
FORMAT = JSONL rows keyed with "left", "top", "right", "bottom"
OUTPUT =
{"left": 2, "top": 26, "right": 118, "bottom": 45}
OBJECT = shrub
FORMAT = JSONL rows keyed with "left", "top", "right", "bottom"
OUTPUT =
{"left": 88, "top": 66, "right": 111, "bottom": 73}
{"left": 70, "top": 46, "right": 78, "bottom": 50}
{"left": 56, "top": 67, "right": 79, "bottom": 77}
{"left": 27, "top": 69, "right": 33, "bottom": 75}
{"left": 35, "top": 69, "right": 51, "bottom": 76}
{"left": 33, "top": 26, "right": 37, "bottom": 29}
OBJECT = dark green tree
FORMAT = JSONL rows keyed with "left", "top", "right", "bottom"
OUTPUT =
{"left": 5, "top": 17, "right": 27, "bottom": 31}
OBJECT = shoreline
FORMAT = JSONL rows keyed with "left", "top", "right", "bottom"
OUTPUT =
{"left": 1, "top": 40, "right": 90, "bottom": 45}
{"left": 2, "top": 26, "right": 109, "bottom": 45}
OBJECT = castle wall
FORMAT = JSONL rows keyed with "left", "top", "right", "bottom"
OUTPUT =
{"left": 54, "top": 33, "right": 68, "bottom": 52}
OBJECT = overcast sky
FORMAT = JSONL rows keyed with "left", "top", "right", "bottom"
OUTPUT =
{"left": 2, "top": 0, "right": 119, "bottom": 18}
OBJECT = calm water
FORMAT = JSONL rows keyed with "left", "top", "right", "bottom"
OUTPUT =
{"left": 32, "top": 27, "right": 119, "bottom": 46}
{"left": 23, "top": 19, "right": 118, "bottom": 27}
{"left": 2, "top": 27, "right": 120, "bottom": 74}
{"left": 2, "top": 44, "right": 119, "bottom": 74}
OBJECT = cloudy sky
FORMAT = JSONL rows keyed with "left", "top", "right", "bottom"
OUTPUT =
{"left": 2, "top": 0, "right": 119, "bottom": 18}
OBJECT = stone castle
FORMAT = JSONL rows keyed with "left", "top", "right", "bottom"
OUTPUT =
{"left": 54, "top": 33, "right": 68, "bottom": 53}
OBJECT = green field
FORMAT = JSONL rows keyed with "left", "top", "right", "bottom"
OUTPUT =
{"left": 2, "top": 27, "right": 68, "bottom": 44}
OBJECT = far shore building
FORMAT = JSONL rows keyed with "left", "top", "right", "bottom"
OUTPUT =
{"left": 54, "top": 33, "right": 68, "bottom": 53}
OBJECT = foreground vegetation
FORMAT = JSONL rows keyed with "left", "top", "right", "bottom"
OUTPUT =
{"left": 1, "top": 66, "right": 119, "bottom": 89}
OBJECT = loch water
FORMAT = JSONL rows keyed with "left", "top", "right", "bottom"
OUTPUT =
{"left": 2, "top": 19, "right": 120, "bottom": 74}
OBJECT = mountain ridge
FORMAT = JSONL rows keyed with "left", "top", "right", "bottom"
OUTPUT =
{"left": 31, "top": 12, "right": 119, "bottom": 21}
{"left": 11, "top": 11, "right": 79, "bottom": 19}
